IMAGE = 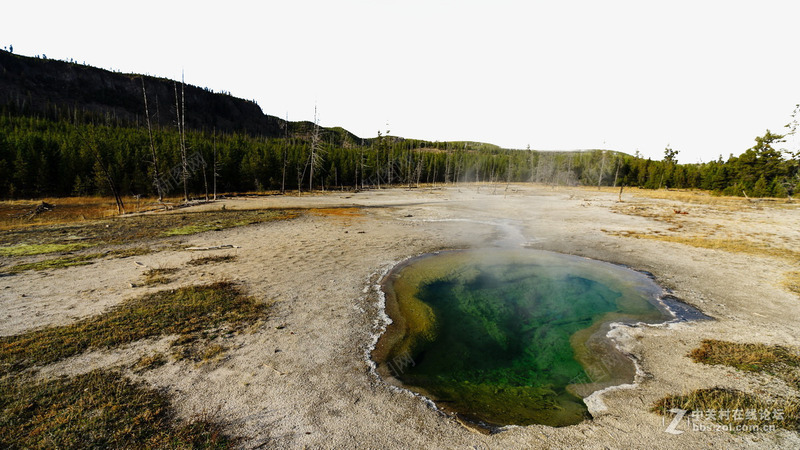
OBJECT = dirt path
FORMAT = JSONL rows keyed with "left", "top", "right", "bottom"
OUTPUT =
{"left": 2, "top": 185, "right": 799, "bottom": 448}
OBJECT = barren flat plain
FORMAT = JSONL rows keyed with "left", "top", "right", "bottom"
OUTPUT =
{"left": 2, "top": 184, "right": 799, "bottom": 448}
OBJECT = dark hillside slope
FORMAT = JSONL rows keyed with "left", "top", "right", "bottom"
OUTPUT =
{"left": 0, "top": 50, "right": 360, "bottom": 143}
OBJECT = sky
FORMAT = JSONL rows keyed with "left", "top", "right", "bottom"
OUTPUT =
{"left": 4, "top": 0, "right": 799, "bottom": 162}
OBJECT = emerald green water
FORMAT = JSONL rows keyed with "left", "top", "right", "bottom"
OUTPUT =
{"left": 373, "top": 249, "right": 671, "bottom": 428}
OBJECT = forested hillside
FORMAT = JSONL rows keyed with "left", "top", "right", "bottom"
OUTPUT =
{"left": 1, "top": 50, "right": 797, "bottom": 201}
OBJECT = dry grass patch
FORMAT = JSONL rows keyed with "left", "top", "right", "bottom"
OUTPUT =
{"left": 172, "top": 341, "right": 228, "bottom": 366}
{"left": 188, "top": 255, "right": 237, "bottom": 266}
{"left": 624, "top": 188, "right": 795, "bottom": 208}
{"left": 142, "top": 267, "right": 179, "bottom": 286}
{"left": 309, "top": 207, "right": 364, "bottom": 218}
{"left": 605, "top": 231, "right": 800, "bottom": 262}
{"left": 0, "top": 370, "right": 233, "bottom": 448}
{"left": 785, "top": 272, "right": 800, "bottom": 296}
{"left": 690, "top": 339, "right": 800, "bottom": 372}
{"left": 652, "top": 387, "right": 800, "bottom": 431}
{"left": 0, "top": 282, "right": 264, "bottom": 447}
{"left": 0, "top": 208, "right": 298, "bottom": 250}
{"left": 0, "top": 281, "right": 267, "bottom": 376}
{"left": 690, "top": 339, "right": 800, "bottom": 390}
{"left": 0, "top": 196, "right": 186, "bottom": 230}
{"left": 132, "top": 352, "right": 168, "bottom": 373}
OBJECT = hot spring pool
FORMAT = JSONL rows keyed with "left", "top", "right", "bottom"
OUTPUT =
{"left": 372, "top": 249, "right": 683, "bottom": 428}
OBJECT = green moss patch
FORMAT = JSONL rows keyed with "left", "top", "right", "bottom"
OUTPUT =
{"left": 0, "top": 243, "right": 90, "bottom": 257}
{"left": 2, "top": 247, "right": 152, "bottom": 275}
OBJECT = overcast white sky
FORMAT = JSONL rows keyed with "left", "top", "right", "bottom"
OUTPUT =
{"left": 4, "top": 1, "right": 799, "bottom": 162}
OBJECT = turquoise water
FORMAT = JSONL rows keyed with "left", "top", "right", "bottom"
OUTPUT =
{"left": 374, "top": 249, "right": 671, "bottom": 427}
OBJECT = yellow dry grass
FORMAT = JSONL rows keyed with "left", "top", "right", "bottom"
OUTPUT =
{"left": 309, "top": 207, "right": 363, "bottom": 218}
{"left": 621, "top": 187, "right": 796, "bottom": 209}
{"left": 0, "top": 196, "right": 185, "bottom": 231}
{"left": 786, "top": 272, "right": 800, "bottom": 296}
{"left": 609, "top": 232, "right": 800, "bottom": 262}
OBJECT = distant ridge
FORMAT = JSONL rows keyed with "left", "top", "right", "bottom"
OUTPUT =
{"left": 0, "top": 50, "right": 361, "bottom": 142}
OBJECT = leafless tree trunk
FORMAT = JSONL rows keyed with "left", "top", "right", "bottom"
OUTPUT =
{"left": 281, "top": 113, "right": 288, "bottom": 194}
{"left": 359, "top": 141, "right": 365, "bottom": 190}
{"left": 430, "top": 159, "right": 437, "bottom": 193}
{"left": 174, "top": 77, "right": 189, "bottom": 202}
{"left": 528, "top": 148, "right": 536, "bottom": 183}
{"left": 212, "top": 129, "right": 218, "bottom": 200}
{"left": 444, "top": 152, "right": 452, "bottom": 185}
{"left": 296, "top": 139, "right": 305, "bottom": 194}
{"left": 415, "top": 156, "right": 423, "bottom": 187}
{"left": 354, "top": 145, "right": 359, "bottom": 190}
{"left": 308, "top": 106, "right": 321, "bottom": 192}
{"left": 597, "top": 150, "right": 607, "bottom": 189}
{"left": 407, "top": 146, "right": 413, "bottom": 189}
{"left": 202, "top": 152, "right": 209, "bottom": 201}
{"left": 375, "top": 131, "right": 382, "bottom": 189}
{"left": 505, "top": 153, "right": 512, "bottom": 197}
{"left": 141, "top": 78, "right": 163, "bottom": 201}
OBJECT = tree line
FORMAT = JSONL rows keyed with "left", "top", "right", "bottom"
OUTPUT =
{"left": 0, "top": 107, "right": 797, "bottom": 202}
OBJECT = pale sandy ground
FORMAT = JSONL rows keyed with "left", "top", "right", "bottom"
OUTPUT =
{"left": 2, "top": 184, "right": 800, "bottom": 449}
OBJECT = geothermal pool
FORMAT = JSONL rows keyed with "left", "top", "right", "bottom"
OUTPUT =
{"left": 372, "top": 249, "right": 678, "bottom": 428}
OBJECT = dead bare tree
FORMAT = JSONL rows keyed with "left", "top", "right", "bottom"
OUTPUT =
{"left": 597, "top": 150, "right": 607, "bottom": 189}
{"left": 202, "top": 153, "right": 209, "bottom": 201}
{"left": 382, "top": 122, "right": 392, "bottom": 187}
{"left": 212, "top": 128, "right": 219, "bottom": 200}
{"left": 505, "top": 151, "right": 512, "bottom": 197}
{"left": 141, "top": 77, "right": 163, "bottom": 201}
{"left": 281, "top": 113, "right": 288, "bottom": 194}
{"left": 528, "top": 145, "right": 536, "bottom": 183}
{"left": 374, "top": 131, "right": 382, "bottom": 189}
{"left": 174, "top": 75, "right": 189, "bottom": 202}
{"left": 296, "top": 137, "right": 306, "bottom": 194}
{"left": 444, "top": 151, "right": 452, "bottom": 185}
{"left": 415, "top": 155, "right": 423, "bottom": 187}
{"left": 430, "top": 155, "right": 437, "bottom": 192}
{"left": 359, "top": 139, "right": 366, "bottom": 190}
{"left": 406, "top": 144, "right": 413, "bottom": 189}
{"left": 308, "top": 105, "right": 323, "bottom": 192}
